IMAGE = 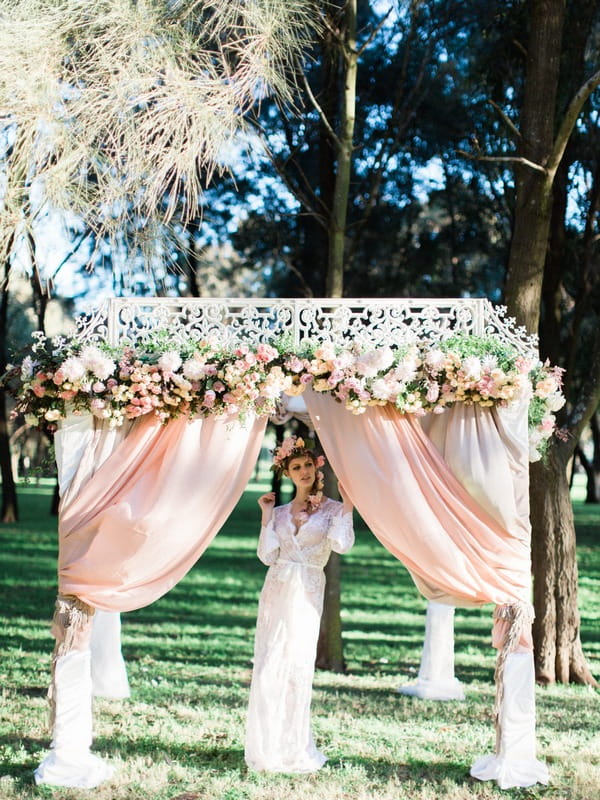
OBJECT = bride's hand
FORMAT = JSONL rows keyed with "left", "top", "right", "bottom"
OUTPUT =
{"left": 258, "top": 492, "right": 276, "bottom": 513}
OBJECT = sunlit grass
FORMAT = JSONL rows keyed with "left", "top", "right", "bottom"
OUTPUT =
{"left": 0, "top": 474, "right": 598, "bottom": 800}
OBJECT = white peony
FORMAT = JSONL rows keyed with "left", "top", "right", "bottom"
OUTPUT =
{"left": 182, "top": 358, "right": 206, "bottom": 380}
{"left": 60, "top": 356, "right": 86, "bottom": 383}
{"left": 80, "top": 346, "right": 116, "bottom": 381}
{"left": 354, "top": 346, "right": 394, "bottom": 377}
{"left": 158, "top": 350, "right": 183, "bottom": 373}
{"left": 461, "top": 356, "right": 482, "bottom": 380}
{"left": 424, "top": 348, "right": 445, "bottom": 371}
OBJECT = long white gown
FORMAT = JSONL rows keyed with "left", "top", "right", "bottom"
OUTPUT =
{"left": 245, "top": 498, "right": 354, "bottom": 773}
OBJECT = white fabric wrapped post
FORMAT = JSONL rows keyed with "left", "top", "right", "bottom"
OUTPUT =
{"left": 398, "top": 600, "right": 465, "bottom": 701}
{"left": 470, "top": 652, "right": 549, "bottom": 789}
{"left": 35, "top": 414, "right": 128, "bottom": 787}
{"left": 34, "top": 649, "right": 115, "bottom": 788}
{"left": 55, "top": 412, "right": 131, "bottom": 701}
{"left": 91, "top": 611, "right": 130, "bottom": 699}
{"left": 35, "top": 597, "right": 115, "bottom": 788}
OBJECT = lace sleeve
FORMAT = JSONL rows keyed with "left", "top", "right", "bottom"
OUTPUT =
{"left": 328, "top": 510, "right": 354, "bottom": 554}
{"left": 257, "top": 517, "right": 280, "bottom": 565}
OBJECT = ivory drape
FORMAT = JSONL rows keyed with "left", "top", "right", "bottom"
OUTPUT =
{"left": 304, "top": 391, "right": 532, "bottom": 611}
{"left": 420, "top": 400, "right": 533, "bottom": 650}
{"left": 57, "top": 412, "right": 267, "bottom": 611}
{"left": 421, "top": 399, "right": 531, "bottom": 547}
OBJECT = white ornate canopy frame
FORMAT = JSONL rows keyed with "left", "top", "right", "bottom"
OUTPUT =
{"left": 75, "top": 296, "right": 538, "bottom": 355}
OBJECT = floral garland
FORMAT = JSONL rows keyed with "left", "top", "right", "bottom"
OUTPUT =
{"left": 2, "top": 329, "right": 565, "bottom": 462}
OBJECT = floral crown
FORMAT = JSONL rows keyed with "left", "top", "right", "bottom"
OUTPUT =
{"left": 271, "top": 435, "right": 325, "bottom": 471}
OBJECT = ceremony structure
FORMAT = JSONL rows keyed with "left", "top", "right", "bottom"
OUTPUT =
{"left": 11, "top": 297, "right": 561, "bottom": 790}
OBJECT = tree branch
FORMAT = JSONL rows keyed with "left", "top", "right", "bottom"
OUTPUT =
{"left": 356, "top": 7, "right": 393, "bottom": 58}
{"left": 488, "top": 99, "right": 522, "bottom": 142}
{"left": 456, "top": 149, "right": 547, "bottom": 174}
{"left": 302, "top": 72, "right": 343, "bottom": 152}
{"left": 548, "top": 68, "right": 600, "bottom": 175}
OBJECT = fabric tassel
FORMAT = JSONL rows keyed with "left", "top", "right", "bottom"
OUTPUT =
{"left": 48, "top": 594, "right": 95, "bottom": 730}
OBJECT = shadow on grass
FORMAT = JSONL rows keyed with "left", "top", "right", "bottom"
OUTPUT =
{"left": 0, "top": 735, "right": 46, "bottom": 785}
{"left": 326, "top": 754, "right": 475, "bottom": 786}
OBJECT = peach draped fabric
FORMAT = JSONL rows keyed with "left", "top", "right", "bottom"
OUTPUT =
{"left": 58, "top": 412, "right": 266, "bottom": 612}
{"left": 305, "top": 391, "right": 532, "bottom": 610}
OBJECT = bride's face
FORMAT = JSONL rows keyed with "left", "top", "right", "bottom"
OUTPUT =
{"left": 285, "top": 455, "right": 316, "bottom": 490}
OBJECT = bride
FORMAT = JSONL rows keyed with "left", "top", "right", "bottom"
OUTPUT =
{"left": 244, "top": 435, "right": 354, "bottom": 773}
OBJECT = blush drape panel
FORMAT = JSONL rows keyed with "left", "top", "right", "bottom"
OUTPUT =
{"left": 58, "top": 412, "right": 266, "bottom": 612}
{"left": 304, "top": 391, "right": 531, "bottom": 608}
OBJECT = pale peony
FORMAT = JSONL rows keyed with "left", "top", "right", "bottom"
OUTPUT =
{"left": 182, "top": 358, "right": 207, "bottom": 380}
{"left": 314, "top": 342, "right": 336, "bottom": 362}
{"left": 355, "top": 346, "right": 394, "bottom": 378}
{"left": 515, "top": 355, "right": 533, "bottom": 374}
{"left": 158, "top": 350, "right": 183, "bottom": 373}
{"left": 461, "top": 356, "right": 482, "bottom": 380}
{"left": 393, "top": 359, "right": 419, "bottom": 383}
{"left": 424, "top": 348, "right": 445, "bottom": 371}
{"left": 540, "top": 414, "right": 556, "bottom": 434}
{"left": 332, "top": 350, "right": 355, "bottom": 370}
{"left": 256, "top": 343, "right": 278, "bottom": 362}
{"left": 371, "top": 377, "right": 400, "bottom": 402}
{"left": 44, "top": 408, "right": 62, "bottom": 421}
{"left": 80, "top": 346, "right": 116, "bottom": 381}
{"left": 286, "top": 355, "right": 305, "bottom": 373}
{"left": 60, "top": 356, "right": 86, "bottom": 383}
{"left": 535, "top": 374, "right": 560, "bottom": 397}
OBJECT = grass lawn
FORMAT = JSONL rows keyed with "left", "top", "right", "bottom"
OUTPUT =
{"left": 0, "top": 473, "right": 598, "bottom": 800}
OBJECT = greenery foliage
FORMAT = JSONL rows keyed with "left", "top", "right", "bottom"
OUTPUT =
{"left": 0, "top": 478, "right": 598, "bottom": 799}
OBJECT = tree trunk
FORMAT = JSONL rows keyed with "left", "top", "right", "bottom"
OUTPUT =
{"left": 503, "top": 0, "right": 565, "bottom": 333}
{"left": 530, "top": 452, "right": 597, "bottom": 685}
{"left": 0, "top": 251, "right": 18, "bottom": 523}
{"left": 316, "top": 462, "right": 345, "bottom": 671}
{"left": 503, "top": 0, "right": 598, "bottom": 685}
{"left": 325, "top": 0, "right": 357, "bottom": 297}
{"left": 316, "top": 0, "right": 358, "bottom": 671}
{"left": 592, "top": 413, "right": 600, "bottom": 502}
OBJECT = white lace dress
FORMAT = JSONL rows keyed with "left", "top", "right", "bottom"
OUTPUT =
{"left": 244, "top": 497, "right": 354, "bottom": 773}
